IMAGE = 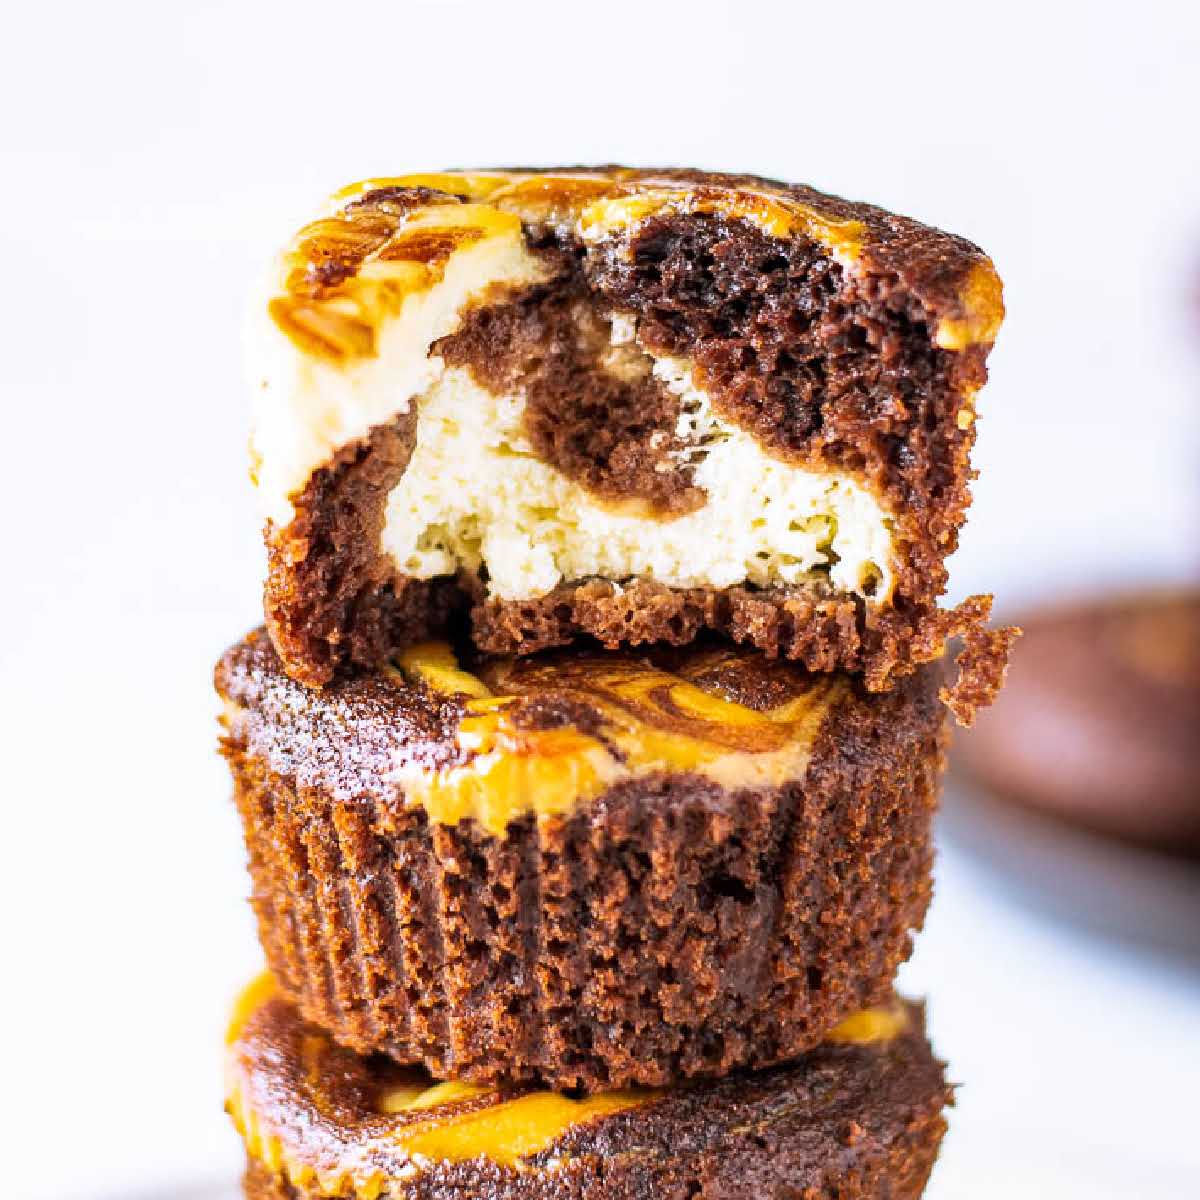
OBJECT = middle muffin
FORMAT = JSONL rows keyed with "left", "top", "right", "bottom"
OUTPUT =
{"left": 216, "top": 630, "right": 944, "bottom": 1092}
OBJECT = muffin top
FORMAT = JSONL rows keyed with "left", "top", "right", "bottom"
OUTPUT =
{"left": 217, "top": 629, "right": 886, "bottom": 836}
{"left": 263, "top": 167, "right": 1001, "bottom": 368}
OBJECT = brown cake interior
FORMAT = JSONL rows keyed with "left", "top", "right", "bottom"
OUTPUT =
{"left": 438, "top": 263, "right": 706, "bottom": 515}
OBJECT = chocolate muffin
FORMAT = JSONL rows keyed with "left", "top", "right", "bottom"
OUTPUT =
{"left": 955, "top": 587, "right": 1200, "bottom": 855}
{"left": 250, "top": 167, "right": 1008, "bottom": 696}
{"left": 228, "top": 975, "right": 950, "bottom": 1200}
{"left": 216, "top": 627, "right": 945, "bottom": 1091}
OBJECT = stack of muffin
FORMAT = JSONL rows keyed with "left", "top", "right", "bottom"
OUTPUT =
{"left": 217, "top": 168, "right": 1013, "bottom": 1200}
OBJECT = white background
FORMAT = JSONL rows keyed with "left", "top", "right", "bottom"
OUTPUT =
{"left": 2, "top": 2, "right": 1198, "bottom": 1197}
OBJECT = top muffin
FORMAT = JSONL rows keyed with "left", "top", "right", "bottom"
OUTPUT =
{"left": 248, "top": 167, "right": 1004, "bottom": 691}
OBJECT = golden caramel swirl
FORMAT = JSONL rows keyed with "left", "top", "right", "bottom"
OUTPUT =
{"left": 388, "top": 642, "right": 846, "bottom": 835}
{"left": 933, "top": 260, "right": 1005, "bottom": 351}
{"left": 268, "top": 199, "right": 527, "bottom": 362}
{"left": 267, "top": 168, "right": 1003, "bottom": 366}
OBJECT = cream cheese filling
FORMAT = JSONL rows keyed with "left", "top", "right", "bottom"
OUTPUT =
{"left": 251, "top": 199, "right": 896, "bottom": 603}
{"left": 251, "top": 218, "right": 549, "bottom": 528}
{"left": 380, "top": 350, "right": 895, "bottom": 605}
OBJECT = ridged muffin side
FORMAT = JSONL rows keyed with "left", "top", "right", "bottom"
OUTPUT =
{"left": 217, "top": 629, "right": 945, "bottom": 1092}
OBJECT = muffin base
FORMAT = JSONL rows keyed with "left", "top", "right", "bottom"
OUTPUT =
{"left": 231, "top": 988, "right": 950, "bottom": 1200}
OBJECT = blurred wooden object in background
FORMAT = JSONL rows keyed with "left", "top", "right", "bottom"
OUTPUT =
{"left": 955, "top": 588, "right": 1200, "bottom": 857}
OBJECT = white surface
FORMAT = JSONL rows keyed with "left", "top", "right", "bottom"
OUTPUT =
{"left": 2, "top": 2, "right": 1199, "bottom": 1197}
{"left": 910, "top": 840, "right": 1200, "bottom": 1200}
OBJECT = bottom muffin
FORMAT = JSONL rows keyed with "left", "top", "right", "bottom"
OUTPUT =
{"left": 227, "top": 974, "right": 951, "bottom": 1200}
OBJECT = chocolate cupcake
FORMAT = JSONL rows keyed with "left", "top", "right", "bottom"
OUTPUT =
{"left": 216, "top": 628, "right": 945, "bottom": 1091}
{"left": 250, "top": 167, "right": 1008, "bottom": 697}
{"left": 955, "top": 587, "right": 1200, "bottom": 855}
{"left": 228, "top": 975, "right": 950, "bottom": 1200}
